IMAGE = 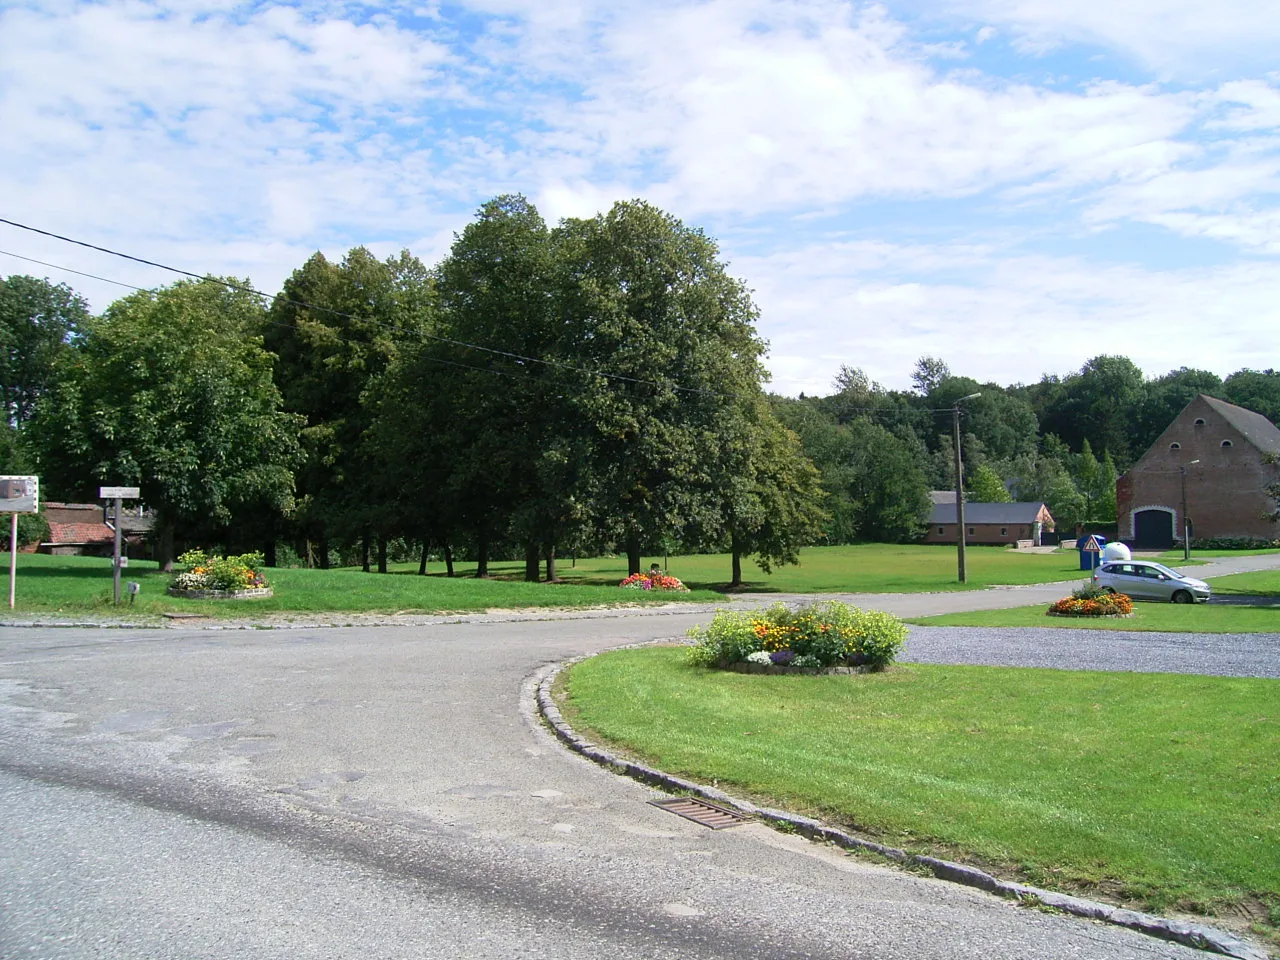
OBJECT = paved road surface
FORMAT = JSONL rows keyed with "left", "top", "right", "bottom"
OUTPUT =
{"left": 2, "top": 553, "right": 1277, "bottom": 959}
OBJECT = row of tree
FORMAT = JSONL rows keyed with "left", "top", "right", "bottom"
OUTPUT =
{"left": 3, "top": 196, "right": 1279, "bottom": 579}
{"left": 3, "top": 198, "right": 824, "bottom": 584}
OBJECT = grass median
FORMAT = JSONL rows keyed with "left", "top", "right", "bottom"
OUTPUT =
{"left": 562, "top": 646, "right": 1280, "bottom": 941}
{"left": 1, "top": 553, "right": 719, "bottom": 616}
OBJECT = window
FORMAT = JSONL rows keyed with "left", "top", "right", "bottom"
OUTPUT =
{"left": 1000, "top": 527, "right": 1008, "bottom": 536}
{"left": 1194, "top": 418, "right": 1205, "bottom": 426}
{"left": 1169, "top": 442, "right": 1181, "bottom": 449}
{"left": 937, "top": 526, "right": 945, "bottom": 535}
{"left": 968, "top": 527, "right": 975, "bottom": 536}
{"left": 1221, "top": 439, "right": 1233, "bottom": 447}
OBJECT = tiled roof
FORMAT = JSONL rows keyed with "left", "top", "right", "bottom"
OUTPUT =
{"left": 929, "top": 502, "right": 1051, "bottom": 525}
{"left": 1200, "top": 395, "right": 1280, "bottom": 455}
{"left": 46, "top": 521, "right": 115, "bottom": 545}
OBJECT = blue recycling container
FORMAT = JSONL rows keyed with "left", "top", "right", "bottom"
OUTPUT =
{"left": 1078, "top": 535, "right": 1108, "bottom": 570}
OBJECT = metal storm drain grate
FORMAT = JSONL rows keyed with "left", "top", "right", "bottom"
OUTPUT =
{"left": 648, "top": 796, "right": 751, "bottom": 829}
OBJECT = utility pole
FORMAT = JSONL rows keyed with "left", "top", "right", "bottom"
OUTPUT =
{"left": 953, "top": 393, "right": 981, "bottom": 582}
{"left": 1180, "top": 459, "right": 1200, "bottom": 562}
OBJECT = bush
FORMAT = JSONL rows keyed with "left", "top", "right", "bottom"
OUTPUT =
{"left": 1188, "top": 537, "right": 1280, "bottom": 551}
{"left": 686, "top": 600, "right": 906, "bottom": 671}
{"left": 172, "top": 549, "right": 268, "bottom": 592}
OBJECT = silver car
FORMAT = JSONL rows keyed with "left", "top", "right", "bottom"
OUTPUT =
{"left": 1092, "top": 560, "right": 1211, "bottom": 604}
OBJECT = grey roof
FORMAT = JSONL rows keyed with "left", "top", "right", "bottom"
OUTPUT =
{"left": 929, "top": 501, "right": 1051, "bottom": 525}
{"left": 1200, "top": 395, "right": 1280, "bottom": 455}
{"left": 929, "top": 490, "right": 957, "bottom": 505}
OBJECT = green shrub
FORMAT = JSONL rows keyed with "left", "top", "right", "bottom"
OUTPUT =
{"left": 1188, "top": 536, "right": 1280, "bottom": 550}
{"left": 687, "top": 600, "right": 906, "bottom": 671}
{"left": 173, "top": 549, "right": 267, "bottom": 591}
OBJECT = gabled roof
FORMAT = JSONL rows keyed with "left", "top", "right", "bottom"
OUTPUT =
{"left": 929, "top": 490, "right": 957, "bottom": 505}
{"left": 1200, "top": 395, "right": 1280, "bottom": 455}
{"left": 45, "top": 521, "right": 115, "bottom": 545}
{"left": 929, "top": 502, "right": 1051, "bottom": 525}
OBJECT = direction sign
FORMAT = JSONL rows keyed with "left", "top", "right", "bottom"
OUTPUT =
{"left": 1081, "top": 535, "right": 1102, "bottom": 552}
{"left": 99, "top": 486, "right": 141, "bottom": 499}
{"left": 0, "top": 476, "right": 39, "bottom": 513}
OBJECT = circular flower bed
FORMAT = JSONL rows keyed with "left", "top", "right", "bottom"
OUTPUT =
{"left": 620, "top": 571, "right": 689, "bottom": 592}
{"left": 168, "top": 549, "right": 271, "bottom": 599}
{"left": 1048, "top": 585, "right": 1133, "bottom": 617}
{"left": 686, "top": 600, "right": 906, "bottom": 672}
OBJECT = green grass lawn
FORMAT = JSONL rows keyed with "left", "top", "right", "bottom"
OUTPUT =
{"left": 0, "top": 553, "right": 720, "bottom": 617}
{"left": 3, "top": 544, "right": 1091, "bottom": 617}
{"left": 1210, "top": 570, "right": 1280, "bottom": 596}
{"left": 431, "top": 544, "right": 1086, "bottom": 593}
{"left": 563, "top": 647, "right": 1280, "bottom": 939}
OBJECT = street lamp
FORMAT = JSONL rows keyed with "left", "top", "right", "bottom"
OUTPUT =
{"left": 953, "top": 392, "right": 982, "bottom": 582}
{"left": 1180, "top": 459, "right": 1200, "bottom": 561}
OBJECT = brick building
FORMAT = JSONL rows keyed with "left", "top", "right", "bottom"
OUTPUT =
{"left": 1116, "top": 395, "right": 1280, "bottom": 548}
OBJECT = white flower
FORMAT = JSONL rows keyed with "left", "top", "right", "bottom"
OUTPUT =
{"left": 746, "top": 651, "right": 773, "bottom": 664}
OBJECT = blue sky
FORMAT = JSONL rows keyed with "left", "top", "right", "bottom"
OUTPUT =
{"left": 1, "top": 0, "right": 1276, "bottom": 394}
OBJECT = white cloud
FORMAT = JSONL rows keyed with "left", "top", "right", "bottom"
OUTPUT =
{"left": 735, "top": 239, "right": 1280, "bottom": 394}
{"left": 941, "top": 0, "right": 1280, "bottom": 76}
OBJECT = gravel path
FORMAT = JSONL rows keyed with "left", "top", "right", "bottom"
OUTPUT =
{"left": 904, "top": 625, "right": 1280, "bottom": 678}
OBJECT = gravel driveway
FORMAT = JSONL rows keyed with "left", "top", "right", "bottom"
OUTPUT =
{"left": 904, "top": 625, "right": 1280, "bottom": 678}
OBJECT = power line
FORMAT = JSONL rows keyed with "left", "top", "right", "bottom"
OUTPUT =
{"left": 0, "top": 248, "right": 143, "bottom": 291}
{"left": 0, "top": 216, "right": 736, "bottom": 399}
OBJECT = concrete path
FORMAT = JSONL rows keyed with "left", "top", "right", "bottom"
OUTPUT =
{"left": 1, "top": 554, "right": 1277, "bottom": 959}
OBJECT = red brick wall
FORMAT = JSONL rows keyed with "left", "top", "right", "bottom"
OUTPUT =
{"left": 1118, "top": 395, "right": 1279, "bottom": 540}
{"left": 924, "top": 523, "right": 1039, "bottom": 545}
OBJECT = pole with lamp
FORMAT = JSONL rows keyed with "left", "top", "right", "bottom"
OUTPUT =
{"left": 1180, "top": 459, "right": 1199, "bottom": 562}
{"left": 952, "top": 392, "right": 982, "bottom": 582}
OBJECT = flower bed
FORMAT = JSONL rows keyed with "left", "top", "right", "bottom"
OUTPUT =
{"left": 1048, "top": 585, "right": 1133, "bottom": 617}
{"left": 620, "top": 571, "right": 689, "bottom": 592}
{"left": 686, "top": 600, "right": 906, "bottom": 672}
{"left": 169, "top": 549, "right": 271, "bottom": 599}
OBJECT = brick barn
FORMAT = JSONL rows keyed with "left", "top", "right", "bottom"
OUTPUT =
{"left": 1116, "top": 394, "right": 1280, "bottom": 548}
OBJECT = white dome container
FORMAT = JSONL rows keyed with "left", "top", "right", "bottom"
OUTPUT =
{"left": 1102, "top": 541, "right": 1131, "bottom": 562}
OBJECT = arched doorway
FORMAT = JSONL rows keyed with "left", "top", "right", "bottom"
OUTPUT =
{"left": 1133, "top": 508, "right": 1175, "bottom": 549}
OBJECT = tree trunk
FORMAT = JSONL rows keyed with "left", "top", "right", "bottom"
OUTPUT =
{"left": 263, "top": 539, "right": 277, "bottom": 568}
{"left": 524, "top": 540, "right": 540, "bottom": 582}
{"left": 361, "top": 532, "right": 371, "bottom": 573}
{"left": 444, "top": 544, "right": 455, "bottom": 578}
{"left": 730, "top": 530, "right": 743, "bottom": 588}
{"left": 418, "top": 540, "right": 428, "bottom": 576}
{"left": 318, "top": 534, "right": 330, "bottom": 570}
{"left": 156, "top": 521, "right": 176, "bottom": 573}
{"left": 626, "top": 536, "right": 642, "bottom": 577}
{"left": 377, "top": 534, "right": 388, "bottom": 574}
{"left": 475, "top": 530, "right": 489, "bottom": 578}
{"left": 544, "top": 545, "right": 557, "bottom": 583}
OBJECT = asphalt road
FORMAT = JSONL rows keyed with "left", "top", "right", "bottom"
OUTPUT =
{"left": 2, "top": 554, "right": 1277, "bottom": 960}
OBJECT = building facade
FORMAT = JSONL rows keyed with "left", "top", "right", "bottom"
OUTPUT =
{"left": 1116, "top": 394, "right": 1280, "bottom": 548}
{"left": 925, "top": 498, "right": 1055, "bottom": 546}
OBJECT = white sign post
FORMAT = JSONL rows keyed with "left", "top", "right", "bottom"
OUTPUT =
{"left": 1, "top": 476, "right": 40, "bottom": 610}
{"left": 100, "top": 486, "right": 141, "bottom": 605}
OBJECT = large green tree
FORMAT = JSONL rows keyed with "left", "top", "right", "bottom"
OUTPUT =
{"left": 555, "top": 200, "right": 771, "bottom": 575}
{"left": 33, "top": 278, "right": 303, "bottom": 568}
{"left": 265, "top": 247, "right": 432, "bottom": 569}
{"left": 0, "top": 275, "right": 88, "bottom": 428}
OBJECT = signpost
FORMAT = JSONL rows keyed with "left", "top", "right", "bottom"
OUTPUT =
{"left": 1, "top": 476, "right": 39, "bottom": 610}
{"left": 100, "top": 486, "right": 141, "bottom": 604}
{"left": 1081, "top": 534, "right": 1102, "bottom": 572}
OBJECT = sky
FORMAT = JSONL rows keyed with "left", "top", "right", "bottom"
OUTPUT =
{"left": 1, "top": 0, "right": 1277, "bottom": 396}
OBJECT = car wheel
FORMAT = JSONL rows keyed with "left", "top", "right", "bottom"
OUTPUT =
{"left": 1172, "top": 590, "right": 1192, "bottom": 604}
{"left": 1102, "top": 587, "right": 1116, "bottom": 595}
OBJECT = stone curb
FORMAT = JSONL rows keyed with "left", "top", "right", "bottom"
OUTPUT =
{"left": 534, "top": 654, "right": 1270, "bottom": 960}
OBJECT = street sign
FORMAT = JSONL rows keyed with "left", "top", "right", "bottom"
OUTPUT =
{"left": 99, "top": 486, "right": 140, "bottom": 499}
{"left": 0, "top": 476, "right": 39, "bottom": 513}
{"left": 1081, "top": 535, "right": 1102, "bottom": 552}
